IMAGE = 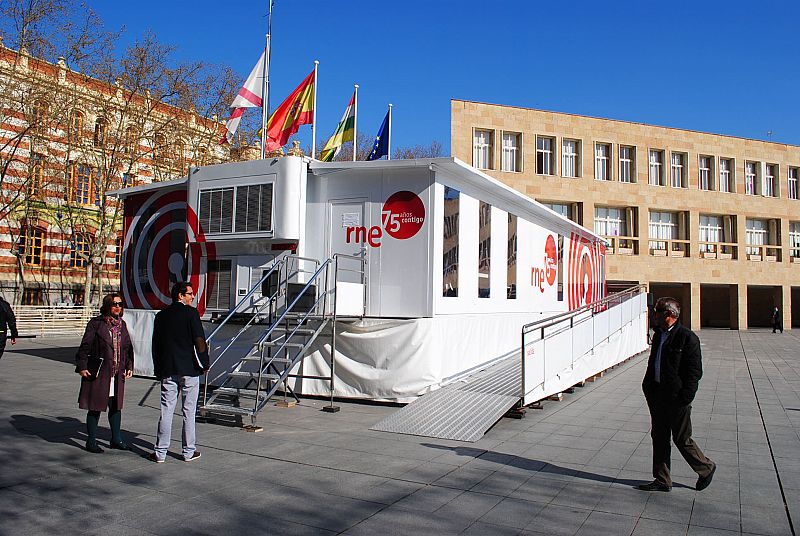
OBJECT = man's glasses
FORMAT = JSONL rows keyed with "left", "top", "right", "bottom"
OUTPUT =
{"left": 182, "top": 291, "right": 194, "bottom": 296}
{"left": 654, "top": 308, "right": 668, "bottom": 314}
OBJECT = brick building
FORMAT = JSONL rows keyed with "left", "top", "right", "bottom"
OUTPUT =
{"left": 452, "top": 99, "right": 800, "bottom": 330}
{"left": 0, "top": 45, "right": 228, "bottom": 305}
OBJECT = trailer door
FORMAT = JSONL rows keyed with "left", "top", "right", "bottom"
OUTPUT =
{"left": 327, "top": 198, "right": 368, "bottom": 284}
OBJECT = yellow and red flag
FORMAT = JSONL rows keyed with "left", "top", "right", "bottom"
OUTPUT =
{"left": 265, "top": 68, "right": 315, "bottom": 151}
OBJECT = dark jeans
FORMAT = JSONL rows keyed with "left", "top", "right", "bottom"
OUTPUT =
{"left": 646, "top": 395, "right": 715, "bottom": 487}
{"left": 0, "top": 334, "right": 6, "bottom": 360}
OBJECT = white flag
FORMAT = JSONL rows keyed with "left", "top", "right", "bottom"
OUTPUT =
{"left": 220, "top": 50, "right": 266, "bottom": 144}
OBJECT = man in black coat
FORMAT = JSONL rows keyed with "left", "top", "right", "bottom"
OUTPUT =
{"left": 637, "top": 297, "right": 716, "bottom": 492}
{"left": 0, "top": 296, "right": 18, "bottom": 360}
{"left": 149, "top": 282, "right": 209, "bottom": 463}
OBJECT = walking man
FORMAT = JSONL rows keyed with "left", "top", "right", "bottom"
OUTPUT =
{"left": 772, "top": 306, "right": 783, "bottom": 333}
{"left": 149, "top": 282, "right": 209, "bottom": 463}
{"left": 637, "top": 297, "right": 716, "bottom": 492}
{"left": 0, "top": 296, "right": 18, "bottom": 360}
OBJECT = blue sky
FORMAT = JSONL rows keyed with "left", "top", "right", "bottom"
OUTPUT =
{"left": 91, "top": 0, "right": 800, "bottom": 152}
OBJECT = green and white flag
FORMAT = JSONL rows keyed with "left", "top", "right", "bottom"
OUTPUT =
{"left": 319, "top": 88, "right": 357, "bottom": 162}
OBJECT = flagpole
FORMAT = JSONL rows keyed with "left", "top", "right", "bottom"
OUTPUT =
{"left": 311, "top": 60, "right": 319, "bottom": 159}
{"left": 260, "top": 1, "right": 274, "bottom": 159}
{"left": 353, "top": 84, "right": 358, "bottom": 162}
{"left": 387, "top": 103, "right": 393, "bottom": 161}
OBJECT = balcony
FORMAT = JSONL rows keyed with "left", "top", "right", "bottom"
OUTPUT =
{"left": 603, "top": 235, "right": 638, "bottom": 255}
{"left": 745, "top": 244, "right": 781, "bottom": 262}
{"left": 698, "top": 241, "right": 738, "bottom": 260}
{"left": 648, "top": 238, "right": 690, "bottom": 258}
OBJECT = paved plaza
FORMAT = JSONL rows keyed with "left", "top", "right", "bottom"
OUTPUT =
{"left": 1, "top": 329, "right": 799, "bottom": 535}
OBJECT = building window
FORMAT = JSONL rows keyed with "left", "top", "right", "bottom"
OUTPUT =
{"left": 764, "top": 164, "right": 777, "bottom": 197}
{"left": 745, "top": 161, "right": 758, "bottom": 195}
{"left": 670, "top": 152, "right": 686, "bottom": 188}
{"left": 124, "top": 127, "right": 138, "bottom": 155}
{"left": 542, "top": 202, "right": 571, "bottom": 220}
{"left": 71, "top": 163, "right": 93, "bottom": 205}
{"left": 745, "top": 218, "right": 768, "bottom": 255}
{"left": 30, "top": 153, "right": 44, "bottom": 197}
{"left": 719, "top": 158, "right": 733, "bottom": 193}
{"left": 30, "top": 99, "right": 47, "bottom": 131}
{"left": 501, "top": 132, "right": 521, "bottom": 172}
{"left": 69, "top": 109, "right": 84, "bottom": 140}
{"left": 699, "top": 156, "right": 713, "bottom": 191}
{"left": 594, "top": 206, "right": 626, "bottom": 238}
{"left": 21, "top": 288, "right": 44, "bottom": 305}
{"left": 197, "top": 147, "right": 209, "bottom": 166}
{"left": 174, "top": 140, "right": 186, "bottom": 172}
{"left": 19, "top": 226, "right": 44, "bottom": 265}
{"left": 790, "top": 222, "right": 800, "bottom": 258}
{"left": 153, "top": 134, "right": 167, "bottom": 161}
{"left": 619, "top": 146, "right": 635, "bottom": 183}
{"left": 699, "top": 214, "right": 723, "bottom": 253}
{"left": 114, "top": 236, "right": 122, "bottom": 271}
{"left": 70, "top": 233, "right": 91, "bottom": 268}
{"left": 443, "top": 186, "right": 460, "bottom": 297}
{"left": 649, "top": 150, "right": 664, "bottom": 186}
{"left": 122, "top": 173, "right": 135, "bottom": 188}
{"left": 649, "top": 211, "right": 678, "bottom": 251}
{"left": 789, "top": 167, "right": 798, "bottom": 200}
{"left": 562, "top": 139, "right": 580, "bottom": 178}
{"left": 478, "top": 201, "right": 491, "bottom": 298}
{"left": 473, "top": 129, "right": 493, "bottom": 170}
{"left": 507, "top": 213, "right": 517, "bottom": 299}
{"left": 595, "top": 143, "right": 610, "bottom": 181}
{"left": 205, "top": 259, "right": 232, "bottom": 310}
{"left": 93, "top": 118, "right": 107, "bottom": 147}
{"left": 536, "top": 136, "right": 554, "bottom": 175}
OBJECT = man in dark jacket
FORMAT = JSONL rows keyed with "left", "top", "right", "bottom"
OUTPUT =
{"left": 637, "top": 297, "right": 716, "bottom": 492}
{"left": 0, "top": 296, "right": 18, "bottom": 360}
{"left": 149, "top": 282, "right": 209, "bottom": 463}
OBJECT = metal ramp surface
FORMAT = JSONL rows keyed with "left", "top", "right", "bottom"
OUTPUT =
{"left": 370, "top": 357, "right": 520, "bottom": 442}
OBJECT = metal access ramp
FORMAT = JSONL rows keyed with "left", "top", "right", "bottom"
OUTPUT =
{"left": 370, "top": 357, "right": 521, "bottom": 442}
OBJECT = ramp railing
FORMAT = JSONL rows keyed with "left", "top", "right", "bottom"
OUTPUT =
{"left": 520, "top": 284, "right": 648, "bottom": 405}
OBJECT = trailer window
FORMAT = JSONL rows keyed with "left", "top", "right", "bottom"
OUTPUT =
{"left": 206, "top": 259, "right": 231, "bottom": 310}
{"left": 199, "top": 187, "right": 234, "bottom": 233}
{"left": 235, "top": 183, "right": 273, "bottom": 233}
{"left": 507, "top": 214, "right": 517, "bottom": 299}
{"left": 478, "top": 201, "right": 491, "bottom": 298}
{"left": 443, "top": 186, "right": 460, "bottom": 297}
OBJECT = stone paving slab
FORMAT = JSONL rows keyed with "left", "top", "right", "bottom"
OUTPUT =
{"left": 1, "top": 329, "right": 799, "bottom": 535}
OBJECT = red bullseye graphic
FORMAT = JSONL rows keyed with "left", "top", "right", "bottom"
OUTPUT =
{"left": 381, "top": 191, "right": 425, "bottom": 240}
{"left": 545, "top": 234, "right": 557, "bottom": 286}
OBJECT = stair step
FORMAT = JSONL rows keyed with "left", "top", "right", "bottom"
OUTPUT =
{"left": 262, "top": 341, "right": 305, "bottom": 348}
{"left": 213, "top": 387, "right": 269, "bottom": 399}
{"left": 200, "top": 404, "right": 254, "bottom": 416}
{"left": 241, "top": 356, "right": 292, "bottom": 364}
{"left": 229, "top": 371, "right": 280, "bottom": 381}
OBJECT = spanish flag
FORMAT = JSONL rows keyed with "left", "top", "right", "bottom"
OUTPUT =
{"left": 265, "top": 68, "right": 315, "bottom": 151}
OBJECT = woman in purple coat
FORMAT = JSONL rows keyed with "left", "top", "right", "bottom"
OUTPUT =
{"left": 75, "top": 293, "right": 135, "bottom": 453}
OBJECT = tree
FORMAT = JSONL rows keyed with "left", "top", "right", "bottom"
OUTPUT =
{"left": 0, "top": 0, "right": 235, "bottom": 305}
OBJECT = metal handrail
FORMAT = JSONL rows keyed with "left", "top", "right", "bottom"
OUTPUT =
{"left": 520, "top": 284, "right": 647, "bottom": 400}
{"left": 206, "top": 255, "right": 287, "bottom": 346}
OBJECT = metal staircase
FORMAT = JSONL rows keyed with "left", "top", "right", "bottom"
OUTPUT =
{"left": 200, "top": 253, "right": 366, "bottom": 426}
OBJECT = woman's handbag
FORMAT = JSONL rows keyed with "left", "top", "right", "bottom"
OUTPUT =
{"left": 86, "top": 356, "right": 104, "bottom": 380}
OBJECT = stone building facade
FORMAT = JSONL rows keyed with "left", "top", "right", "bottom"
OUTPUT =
{"left": 452, "top": 99, "right": 800, "bottom": 330}
{"left": 0, "top": 45, "right": 228, "bottom": 305}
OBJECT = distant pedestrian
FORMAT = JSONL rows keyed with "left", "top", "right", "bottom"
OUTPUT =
{"left": 149, "top": 282, "right": 209, "bottom": 463}
{"left": 772, "top": 306, "right": 783, "bottom": 333}
{"left": 637, "top": 297, "right": 716, "bottom": 492}
{"left": 0, "top": 296, "right": 18, "bottom": 360}
{"left": 75, "top": 293, "right": 135, "bottom": 453}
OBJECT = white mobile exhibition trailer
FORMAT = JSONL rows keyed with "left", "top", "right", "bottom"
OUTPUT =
{"left": 116, "top": 156, "right": 640, "bottom": 412}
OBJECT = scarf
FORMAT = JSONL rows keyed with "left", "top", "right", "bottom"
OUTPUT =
{"left": 105, "top": 315, "right": 122, "bottom": 376}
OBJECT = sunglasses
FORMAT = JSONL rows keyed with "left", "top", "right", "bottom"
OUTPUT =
{"left": 111, "top": 301, "right": 124, "bottom": 307}
{"left": 654, "top": 308, "right": 669, "bottom": 314}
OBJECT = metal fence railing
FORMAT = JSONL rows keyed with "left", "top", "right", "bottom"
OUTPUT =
{"left": 12, "top": 305, "right": 95, "bottom": 338}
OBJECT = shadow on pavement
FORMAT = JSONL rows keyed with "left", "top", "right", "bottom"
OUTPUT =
{"left": 423, "top": 443, "right": 693, "bottom": 490}
{"left": 10, "top": 414, "right": 152, "bottom": 455}
{"left": 10, "top": 345, "right": 78, "bottom": 365}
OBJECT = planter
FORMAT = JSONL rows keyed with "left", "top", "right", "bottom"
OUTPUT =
{"left": 701, "top": 251, "right": 717, "bottom": 259}
{"left": 792, "top": 257, "right": 800, "bottom": 263}
{"left": 748, "top": 254, "right": 762, "bottom": 261}
{"left": 669, "top": 249, "right": 686, "bottom": 258}
{"left": 764, "top": 255, "right": 777, "bottom": 262}
{"left": 617, "top": 247, "right": 634, "bottom": 256}
{"left": 650, "top": 248, "right": 667, "bottom": 257}
{"left": 718, "top": 252, "right": 733, "bottom": 260}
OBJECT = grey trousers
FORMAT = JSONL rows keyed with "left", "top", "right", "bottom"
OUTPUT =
{"left": 155, "top": 375, "right": 200, "bottom": 461}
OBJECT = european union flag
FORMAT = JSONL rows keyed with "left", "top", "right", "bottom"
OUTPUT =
{"left": 366, "top": 110, "right": 390, "bottom": 161}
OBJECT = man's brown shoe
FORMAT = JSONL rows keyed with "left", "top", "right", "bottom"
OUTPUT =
{"left": 636, "top": 480, "right": 671, "bottom": 492}
{"left": 696, "top": 464, "right": 716, "bottom": 491}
